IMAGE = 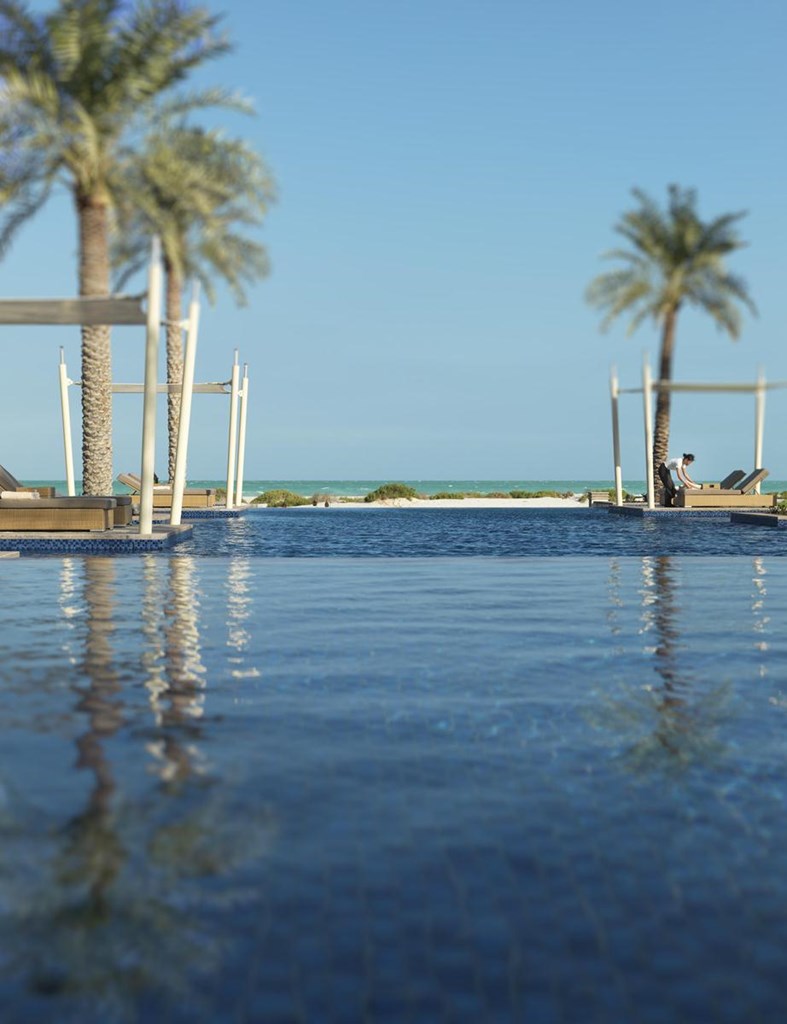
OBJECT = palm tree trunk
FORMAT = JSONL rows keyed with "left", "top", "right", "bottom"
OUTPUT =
{"left": 164, "top": 260, "right": 183, "bottom": 483}
{"left": 652, "top": 306, "right": 678, "bottom": 480}
{"left": 77, "top": 192, "right": 113, "bottom": 496}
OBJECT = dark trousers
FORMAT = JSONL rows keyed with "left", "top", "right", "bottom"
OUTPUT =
{"left": 658, "top": 463, "right": 676, "bottom": 506}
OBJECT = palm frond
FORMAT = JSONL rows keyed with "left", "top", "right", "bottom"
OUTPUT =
{"left": 586, "top": 184, "right": 755, "bottom": 341}
{"left": 111, "top": 116, "right": 275, "bottom": 304}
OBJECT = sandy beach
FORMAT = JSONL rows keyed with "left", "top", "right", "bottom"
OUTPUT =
{"left": 294, "top": 495, "right": 588, "bottom": 509}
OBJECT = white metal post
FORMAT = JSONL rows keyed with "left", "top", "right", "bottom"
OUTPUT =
{"left": 225, "top": 350, "right": 240, "bottom": 510}
{"left": 642, "top": 355, "right": 655, "bottom": 509}
{"left": 170, "top": 283, "right": 201, "bottom": 526}
{"left": 755, "top": 368, "right": 766, "bottom": 493}
{"left": 235, "top": 364, "right": 249, "bottom": 507}
{"left": 610, "top": 366, "right": 623, "bottom": 506}
{"left": 59, "top": 348, "right": 76, "bottom": 496}
{"left": 139, "top": 238, "right": 162, "bottom": 535}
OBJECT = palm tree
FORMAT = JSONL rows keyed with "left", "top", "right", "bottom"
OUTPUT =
{"left": 112, "top": 119, "right": 275, "bottom": 481}
{"left": 0, "top": 0, "right": 229, "bottom": 494}
{"left": 586, "top": 185, "right": 756, "bottom": 476}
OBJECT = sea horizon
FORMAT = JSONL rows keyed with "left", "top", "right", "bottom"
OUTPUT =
{"left": 22, "top": 476, "right": 787, "bottom": 499}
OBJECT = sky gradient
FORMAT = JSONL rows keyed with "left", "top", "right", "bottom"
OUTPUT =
{"left": 4, "top": 0, "right": 787, "bottom": 482}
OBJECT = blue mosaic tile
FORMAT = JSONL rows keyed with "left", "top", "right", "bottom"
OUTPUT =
{"left": 610, "top": 505, "right": 731, "bottom": 519}
{"left": 0, "top": 525, "right": 192, "bottom": 554}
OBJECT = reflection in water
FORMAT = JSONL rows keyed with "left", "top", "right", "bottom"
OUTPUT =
{"left": 751, "top": 557, "right": 769, "bottom": 674}
{"left": 63, "top": 558, "right": 125, "bottom": 923}
{"left": 58, "top": 556, "right": 83, "bottom": 668}
{"left": 599, "top": 557, "right": 729, "bottom": 771}
{"left": 144, "top": 556, "right": 208, "bottom": 784}
{"left": 226, "top": 556, "right": 260, "bottom": 679}
{"left": 1, "top": 556, "right": 276, "bottom": 1017}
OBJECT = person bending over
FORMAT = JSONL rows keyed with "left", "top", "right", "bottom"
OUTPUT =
{"left": 658, "top": 453, "right": 698, "bottom": 507}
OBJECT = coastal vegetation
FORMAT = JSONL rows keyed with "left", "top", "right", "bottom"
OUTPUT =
{"left": 253, "top": 489, "right": 311, "bottom": 507}
{"left": 586, "top": 185, "right": 756, "bottom": 479}
{"left": 364, "top": 483, "right": 418, "bottom": 502}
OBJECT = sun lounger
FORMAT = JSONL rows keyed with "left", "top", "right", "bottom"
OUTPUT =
{"left": 0, "top": 464, "right": 56, "bottom": 497}
{"left": 676, "top": 468, "right": 775, "bottom": 508}
{"left": 716, "top": 469, "right": 746, "bottom": 489}
{"left": 0, "top": 463, "right": 131, "bottom": 526}
{"left": 117, "top": 472, "right": 217, "bottom": 508}
{"left": 0, "top": 496, "right": 118, "bottom": 531}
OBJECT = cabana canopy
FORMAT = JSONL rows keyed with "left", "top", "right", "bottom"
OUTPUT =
{"left": 59, "top": 346, "right": 250, "bottom": 519}
{"left": 0, "top": 240, "right": 163, "bottom": 534}
{"left": 610, "top": 354, "right": 787, "bottom": 509}
{"left": 0, "top": 296, "right": 146, "bottom": 325}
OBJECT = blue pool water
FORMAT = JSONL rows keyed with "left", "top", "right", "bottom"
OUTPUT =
{"left": 2, "top": 512, "right": 787, "bottom": 1021}
{"left": 176, "top": 506, "right": 787, "bottom": 559}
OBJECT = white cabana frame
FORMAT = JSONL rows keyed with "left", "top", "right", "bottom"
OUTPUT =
{"left": 60, "top": 333, "right": 250, "bottom": 524}
{"left": 0, "top": 239, "right": 162, "bottom": 535}
{"left": 611, "top": 353, "right": 785, "bottom": 509}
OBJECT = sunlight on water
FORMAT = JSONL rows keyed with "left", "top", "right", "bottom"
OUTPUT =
{"left": 2, "top": 549, "right": 787, "bottom": 1021}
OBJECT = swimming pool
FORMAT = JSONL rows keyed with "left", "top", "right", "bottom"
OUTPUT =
{"left": 176, "top": 506, "right": 787, "bottom": 559}
{"left": 1, "top": 513, "right": 787, "bottom": 1021}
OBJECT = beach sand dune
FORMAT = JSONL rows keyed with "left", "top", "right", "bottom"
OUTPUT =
{"left": 297, "top": 495, "right": 587, "bottom": 510}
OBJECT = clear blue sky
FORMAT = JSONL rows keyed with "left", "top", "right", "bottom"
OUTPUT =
{"left": 4, "top": 0, "right": 787, "bottom": 481}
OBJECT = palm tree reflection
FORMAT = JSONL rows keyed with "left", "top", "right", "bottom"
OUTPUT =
{"left": 143, "top": 555, "right": 208, "bottom": 785}
{"left": 603, "top": 556, "right": 728, "bottom": 771}
{"left": 60, "top": 558, "right": 125, "bottom": 924}
{"left": 11, "top": 555, "right": 277, "bottom": 1012}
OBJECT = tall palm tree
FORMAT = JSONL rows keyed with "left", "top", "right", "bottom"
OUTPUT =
{"left": 112, "top": 120, "right": 275, "bottom": 481}
{"left": 0, "top": 0, "right": 229, "bottom": 494}
{"left": 586, "top": 185, "right": 756, "bottom": 477}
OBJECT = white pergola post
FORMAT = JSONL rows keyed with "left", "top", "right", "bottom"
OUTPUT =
{"left": 59, "top": 348, "right": 76, "bottom": 496}
{"left": 225, "top": 350, "right": 240, "bottom": 510}
{"left": 235, "top": 363, "right": 249, "bottom": 507}
{"left": 755, "top": 368, "right": 766, "bottom": 493}
{"left": 610, "top": 365, "right": 623, "bottom": 506}
{"left": 170, "top": 283, "right": 201, "bottom": 526}
{"left": 642, "top": 354, "right": 655, "bottom": 509}
{"left": 139, "top": 238, "right": 162, "bottom": 535}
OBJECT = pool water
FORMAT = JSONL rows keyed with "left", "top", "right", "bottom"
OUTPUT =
{"left": 177, "top": 506, "right": 787, "bottom": 558}
{"left": 1, "top": 511, "right": 787, "bottom": 1022}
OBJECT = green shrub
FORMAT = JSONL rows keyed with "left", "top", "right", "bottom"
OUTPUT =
{"left": 253, "top": 489, "right": 311, "bottom": 507}
{"left": 484, "top": 491, "right": 510, "bottom": 499}
{"left": 431, "top": 491, "right": 465, "bottom": 500}
{"left": 364, "top": 483, "right": 418, "bottom": 502}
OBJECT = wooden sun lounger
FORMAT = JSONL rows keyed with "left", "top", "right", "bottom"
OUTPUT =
{"left": 0, "top": 463, "right": 132, "bottom": 525}
{"left": 676, "top": 468, "right": 775, "bottom": 508}
{"left": 0, "top": 463, "right": 56, "bottom": 497}
{"left": 0, "top": 496, "right": 118, "bottom": 531}
{"left": 117, "top": 472, "right": 217, "bottom": 508}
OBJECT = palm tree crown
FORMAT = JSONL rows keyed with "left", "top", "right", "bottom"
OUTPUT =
{"left": 586, "top": 184, "right": 756, "bottom": 474}
{"left": 113, "top": 117, "right": 276, "bottom": 480}
{"left": 0, "top": 0, "right": 229, "bottom": 494}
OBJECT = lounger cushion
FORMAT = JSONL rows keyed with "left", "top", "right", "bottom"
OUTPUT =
{"left": 0, "top": 497, "right": 116, "bottom": 509}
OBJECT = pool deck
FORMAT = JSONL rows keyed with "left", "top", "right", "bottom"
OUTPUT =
{"left": 0, "top": 522, "right": 193, "bottom": 555}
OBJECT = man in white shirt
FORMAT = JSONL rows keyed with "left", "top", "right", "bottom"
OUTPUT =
{"left": 658, "top": 453, "right": 698, "bottom": 507}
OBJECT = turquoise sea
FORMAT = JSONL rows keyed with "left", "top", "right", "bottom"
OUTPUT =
{"left": 23, "top": 476, "right": 787, "bottom": 500}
